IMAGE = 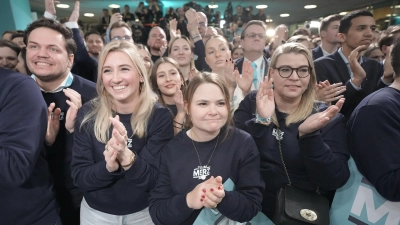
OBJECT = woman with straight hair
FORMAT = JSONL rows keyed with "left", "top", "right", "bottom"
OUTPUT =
{"left": 136, "top": 44, "right": 153, "bottom": 75}
{"left": 150, "top": 57, "right": 186, "bottom": 134}
{"left": 149, "top": 72, "right": 264, "bottom": 225}
{"left": 71, "top": 41, "right": 173, "bottom": 224}
{"left": 168, "top": 36, "right": 199, "bottom": 81}
{"left": 234, "top": 43, "right": 350, "bottom": 220}
{"left": 204, "top": 35, "right": 253, "bottom": 110}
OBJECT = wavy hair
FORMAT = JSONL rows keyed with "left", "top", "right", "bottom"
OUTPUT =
{"left": 80, "top": 41, "right": 157, "bottom": 142}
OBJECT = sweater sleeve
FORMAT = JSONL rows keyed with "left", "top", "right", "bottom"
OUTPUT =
{"left": 71, "top": 108, "right": 122, "bottom": 193}
{"left": 348, "top": 105, "right": 400, "bottom": 201}
{"left": 297, "top": 114, "right": 350, "bottom": 191}
{"left": 234, "top": 91, "right": 269, "bottom": 138}
{"left": 149, "top": 146, "right": 196, "bottom": 225}
{"left": 123, "top": 107, "right": 174, "bottom": 191}
{"left": 217, "top": 135, "right": 264, "bottom": 222}
{"left": 0, "top": 79, "right": 48, "bottom": 187}
{"left": 194, "top": 40, "right": 209, "bottom": 72}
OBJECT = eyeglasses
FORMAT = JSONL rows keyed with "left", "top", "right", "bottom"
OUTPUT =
{"left": 245, "top": 33, "right": 266, "bottom": 39}
{"left": 273, "top": 66, "right": 311, "bottom": 78}
{"left": 199, "top": 22, "right": 206, "bottom": 27}
{"left": 112, "top": 36, "right": 132, "bottom": 41}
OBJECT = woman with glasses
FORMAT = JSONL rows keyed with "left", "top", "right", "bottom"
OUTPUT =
{"left": 234, "top": 43, "right": 350, "bottom": 219}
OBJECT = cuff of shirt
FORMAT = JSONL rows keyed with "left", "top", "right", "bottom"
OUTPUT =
{"left": 64, "top": 22, "right": 79, "bottom": 29}
{"left": 44, "top": 11, "right": 56, "bottom": 20}
{"left": 349, "top": 79, "right": 362, "bottom": 90}
{"left": 380, "top": 77, "right": 392, "bottom": 86}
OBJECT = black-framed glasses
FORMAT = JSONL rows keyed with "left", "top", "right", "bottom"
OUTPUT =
{"left": 273, "top": 66, "right": 311, "bottom": 78}
{"left": 112, "top": 36, "right": 132, "bottom": 41}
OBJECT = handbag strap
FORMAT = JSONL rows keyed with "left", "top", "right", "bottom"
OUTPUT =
{"left": 276, "top": 128, "right": 320, "bottom": 194}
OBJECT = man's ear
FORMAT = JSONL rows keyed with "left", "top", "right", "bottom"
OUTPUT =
{"left": 320, "top": 30, "right": 327, "bottom": 39}
{"left": 67, "top": 54, "right": 74, "bottom": 68}
{"left": 336, "top": 33, "right": 346, "bottom": 44}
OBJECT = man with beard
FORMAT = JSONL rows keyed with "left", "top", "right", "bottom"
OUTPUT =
{"left": 24, "top": 15, "right": 96, "bottom": 225}
{"left": 84, "top": 30, "right": 104, "bottom": 60}
{"left": 0, "top": 40, "right": 20, "bottom": 71}
{"left": 147, "top": 26, "right": 167, "bottom": 62}
{"left": 312, "top": 14, "right": 343, "bottom": 60}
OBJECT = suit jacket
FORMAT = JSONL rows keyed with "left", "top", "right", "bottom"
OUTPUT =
{"left": 235, "top": 56, "right": 270, "bottom": 80}
{"left": 312, "top": 45, "right": 324, "bottom": 60}
{"left": 314, "top": 50, "right": 386, "bottom": 119}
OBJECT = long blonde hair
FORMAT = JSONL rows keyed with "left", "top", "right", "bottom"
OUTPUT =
{"left": 80, "top": 41, "right": 157, "bottom": 142}
{"left": 268, "top": 43, "right": 317, "bottom": 127}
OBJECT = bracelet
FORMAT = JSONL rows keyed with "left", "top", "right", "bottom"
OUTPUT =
{"left": 255, "top": 113, "right": 272, "bottom": 126}
{"left": 173, "top": 124, "right": 183, "bottom": 129}
{"left": 173, "top": 120, "right": 183, "bottom": 126}
{"left": 121, "top": 152, "right": 136, "bottom": 168}
{"left": 192, "top": 34, "right": 201, "bottom": 39}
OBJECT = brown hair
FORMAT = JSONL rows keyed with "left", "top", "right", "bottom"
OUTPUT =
{"left": 168, "top": 35, "right": 196, "bottom": 70}
{"left": 240, "top": 20, "right": 267, "bottom": 40}
{"left": 184, "top": 72, "right": 232, "bottom": 139}
{"left": 319, "top": 14, "right": 343, "bottom": 33}
{"left": 109, "top": 21, "right": 132, "bottom": 40}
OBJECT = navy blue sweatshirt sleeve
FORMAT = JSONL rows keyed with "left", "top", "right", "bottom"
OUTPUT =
{"left": 194, "top": 40, "right": 210, "bottom": 71}
{"left": 0, "top": 78, "right": 48, "bottom": 187}
{"left": 297, "top": 114, "right": 350, "bottom": 190}
{"left": 216, "top": 135, "right": 263, "bottom": 222}
{"left": 122, "top": 107, "right": 174, "bottom": 190}
{"left": 348, "top": 105, "right": 400, "bottom": 201}
{"left": 71, "top": 28, "right": 98, "bottom": 82}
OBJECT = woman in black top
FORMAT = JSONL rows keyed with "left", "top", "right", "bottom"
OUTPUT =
{"left": 234, "top": 43, "right": 350, "bottom": 219}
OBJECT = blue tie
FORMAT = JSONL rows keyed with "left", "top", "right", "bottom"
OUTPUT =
{"left": 251, "top": 62, "right": 258, "bottom": 89}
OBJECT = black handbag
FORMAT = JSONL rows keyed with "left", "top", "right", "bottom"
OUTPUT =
{"left": 273, "top": 128, "right": 330, "bottom": 225}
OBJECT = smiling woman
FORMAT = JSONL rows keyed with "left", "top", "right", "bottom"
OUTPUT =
{"left": 71, "top": 41, "right": 174, "bottom": 225}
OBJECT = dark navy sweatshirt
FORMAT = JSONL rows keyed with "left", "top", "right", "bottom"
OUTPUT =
{"left": 0, "top": 68, "right": 58, "bottom": 225}
{"left": 42, "top": 74, "right": 96, "bottom": 208}
{"left": 234, "top": 91, "right": 350, "bottom": 218}
{"left": 347, "top": 87, "right": 400, "bottom": 202}
{"left": 71, "top": 101, "right": 173, "bottom": 215}
{"left": 149, "top": 126, "right": 264, "bottom": 225}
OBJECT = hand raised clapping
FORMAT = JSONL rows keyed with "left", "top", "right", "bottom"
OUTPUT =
{"left": 256, "top": 77, "right": 275, "bottom": 119}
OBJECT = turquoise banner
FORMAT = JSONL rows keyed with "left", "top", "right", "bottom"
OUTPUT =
{"left": 330, "top": 158, "right": 400, "bottom": 225}
{"left": 194, "top": 178, "right": 275, "bottom": 225}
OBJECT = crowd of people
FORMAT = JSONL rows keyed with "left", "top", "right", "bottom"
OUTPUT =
{"left": 1, "top": 0, "right": 399, "bottom": 224}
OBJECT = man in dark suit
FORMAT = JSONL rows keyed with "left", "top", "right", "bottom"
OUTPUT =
{"left": 314, "top": 10, "right": 393, "bottom": 119}
{"left": 312, "top": 14, "right": 343, "bottom": 60}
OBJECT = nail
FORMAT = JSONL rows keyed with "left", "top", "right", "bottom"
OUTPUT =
{"left": 218, "top": 186, "right": 222, "bottom": 190}
{"left": 202, "top": 195, "right": 205, "bottom": 198}
{"left": 202, "top": 188, "right": 206, "bottom": 193}
{"left": 210, "top": 188, "right": 214, "bottom": 192}
{"left": 226, "top": 59, "right": 228, "bottom": 62}
{"left": 200, "top": 199, "right": 203, "bottom": 202}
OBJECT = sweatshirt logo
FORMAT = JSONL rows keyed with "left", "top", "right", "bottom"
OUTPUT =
{"left": 272, "top": 128, "right": 284, "bottom": 140}
{"left": 59, "top": 112, "right": 65, "bottom": 120}
{"left": 127, "top": 138, "right": 132, "bottom": 148}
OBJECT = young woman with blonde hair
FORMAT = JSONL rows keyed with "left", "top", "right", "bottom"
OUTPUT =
{"left": 235, "top": 43, "right": 350, "bottom": 220}
{"left": 71, "top": 41, "right": 173, "bottom": 224}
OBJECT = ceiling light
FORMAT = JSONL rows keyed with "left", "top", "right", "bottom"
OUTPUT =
{"left": 304, "top": 5, "right": 317, "bottom": 9}
{"left": 266, "top": 29, "right": 275, "bottom": 37}
{"left": 84, "top": 13, "right": 94, "bottom": 17}
{"left": 256, "top": 5, "right": 268, "bottom": 9}
{"left": 386, "top": 14, "right": 397, "bottom": 17}
{"left": 265, "top": 19, "right": 273, "bottom": 23}
{"left": 208, "top": 2, "right": 218, "bottom": 8}
{"left": 384, "top": 20, "right": 390, "bottom": 22}
{"left": 339, "top": 12, "right": 348, "bottom": 15}
{"left": 280, "top": 14, "right": 290, "bottom": 17}
{"left": 310, "top": 21, "right": 321, "bottom": 28}
{"left": 390, "top": 5, "right": 400, "bottom": 8}
{"left": 109, "top": 4, "right": 120, "bottom": 8}
{"left": 56, "top": 4, "right": 69, "bottom": 8}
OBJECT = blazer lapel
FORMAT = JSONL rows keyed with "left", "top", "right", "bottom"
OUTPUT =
{"left": 333, "top": 51, "right": 351, "bottom": 83}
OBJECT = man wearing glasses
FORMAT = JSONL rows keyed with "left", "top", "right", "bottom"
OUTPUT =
{"left": 235, "top": 20, "right": 270, "bottom": 95}
{"left": 110, "top": 21, "right": 134, "bottom": 44}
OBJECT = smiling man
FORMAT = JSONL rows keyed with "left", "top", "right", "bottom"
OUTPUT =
{"left": 147, "top": 26, "right": 167, "bottom": 62}
{"left": 24, "top": 17, "right": 96, "bottom": 225}
{"left": 314, "top": 10, "right": 392, "bottom": 119}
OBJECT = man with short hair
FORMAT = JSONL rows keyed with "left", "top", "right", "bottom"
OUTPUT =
{"left": 101, "top": 8, "right": 111, "bottom": 33}
{"left": 232, "top": 5, "right": 248, "bottom": 23}
{"left": 84, "top": 30, "right": 104, "bottom": 59}
{"left": 147, "top": 26, "right": 167, "bottom": 62}
{"left": 110, "top": 21, "right": 134, "bottom": 43}
{"left": 0, "top": 40, "right": 20, "bottom": 70}
{"left": 378, "top": 25, "right": 400, "bottom": 57}
{"left": 25, "top": 14, "right": 96, "bottom": 225}
{"left": 236, "top": 20, "right": 270, "bottom": 91}
{"left": 314, "top": 10, "right": 392, "bottom": 119}
{"left": 0, "top": 68, "right": 59, "bottom": 225}
{"left": 232, "top": 36, "right": 241, "bottom": 48}
{"left": 197, "top": 11, "right": 208, "bottom": 37}
{"left": 11, "top": 32, "right": 26, "bottom": 48}
{"left": 347, "top": 40, "right": 400, "bottom": 202}
{"left": 313, "top": 14, "right": 343, "bottom": 59}
{"left": 2, "top": 30, "right": 14, "bottom": 40}
{"left": 203, "top": 26, "right": 218, "bottom": 44}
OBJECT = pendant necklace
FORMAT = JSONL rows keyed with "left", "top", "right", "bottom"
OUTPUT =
{"left": 190, "top": 130, "right": 220, "bottom": 180}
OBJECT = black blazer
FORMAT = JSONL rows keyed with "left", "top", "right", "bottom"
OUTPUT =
{"left": 234, "top": 56, "right": 270, "bottom": 81}
{"left": 314, "top": 50, "right": 386, "bottom": 119}
{"left": 312, "top": 46, "right": 324, "bottom": 60}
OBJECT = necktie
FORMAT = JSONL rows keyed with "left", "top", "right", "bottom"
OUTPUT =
{"left": 251, "top": 62, "right": 258, "bottom": 89}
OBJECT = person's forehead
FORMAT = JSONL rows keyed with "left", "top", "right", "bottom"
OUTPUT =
{"left": 349, "top": 16, "right": 376, "bottom": 27}
{"left": 88, "top": 33, "right": 102, "bottom": 39}
{"left": 0, "top": 47, "right": 18, "bottom": 56}
{"left": 111, "top": 27, "right": 131, "bottom": 35}
{"left": 245, "top": 24, "right": 265, "bottom": 33}
{"left": 150, "top": 28, "right": 165, "bottom": 36}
